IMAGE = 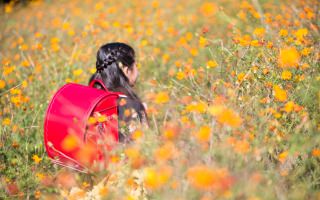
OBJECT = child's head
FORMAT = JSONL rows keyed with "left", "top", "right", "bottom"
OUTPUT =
{"left": 89, "top": 42, "right": 140, "bottom": 99}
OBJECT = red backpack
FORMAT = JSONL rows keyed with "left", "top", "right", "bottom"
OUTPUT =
{"left": 43, "top": 79, "right": 125, "bottom": 172}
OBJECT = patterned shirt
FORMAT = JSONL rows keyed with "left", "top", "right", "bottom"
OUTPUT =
{"left": 92, "top": 82, "right": 147, "bottom": 143}
{"left": 117, "top": 97, "right": 148, "bottom": 143}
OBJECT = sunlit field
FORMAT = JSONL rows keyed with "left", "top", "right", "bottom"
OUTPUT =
{"left": 0, "top": 0, "right": 319, "bottom": 199}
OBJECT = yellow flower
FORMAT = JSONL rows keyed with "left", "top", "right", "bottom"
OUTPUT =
{"left": 234, "top": 140, "right": 250, "bottom": 154}
{"left": 10, "top": 88, "right": 21, "bottom": 95}
{"left": 252, "top": 11, "right": 260, "bottom": 18}
{"left": 34, "top": 190, "right": 41, "bottom": 199}
{"left": 4, "top": 4, "right": 13, "bottom": 13}
{"left": 200, "top": 2, "right": 217, "bottom": 17}
{"left": 250, "top": 40, "right": 260, "bottom": 47}
{"left": 279, "top": 29, "right": 288, "bottom": 37}
{"left": 2, "top": 118, "right": 11, "bottom": 126}
{"left": 35, "top": 173, "right": 45, "bottom": 181}
{"left": 144, "top": 166, "right": 172, "bottom": 190}
{"left": 176, "top": 71, "right": 185, "bottom": 80}
{"left": 62, "top": 22, "right": 70, "bottom": 30}
{"left": 187, "top": 165, "right": 230, "bottom": 191}
{"left": 208, "top": 105, "right": 225, "bottom": 116}
{"left": 206, "top": 60, "right": 218, "bottom": 68}
{"left": 61, "top": 134, "right": 80, "bottom": 152}
{"left": 22, "top": 80, "right": 28, "bottom": 88}
{"left": 155, "top": 91, "right": 169, "bottom": 104}
{"left": 239, "top": 35, "right": 251, "bottom": 46}
{"left": 154, "top": 142, "right": 178, "bottom": 163}
{"left": 87, "top": 117, "right": 97, "bottom": 125}
{"left": 217, "top": 108, "right": 243, "bottom": 127}
{"left": 301, "top": 63, "right": 310, "bottom": 70}
{"left": 294, "top": 28, "right": 308, "bottom": 41}
{"left": 185, "top": 32, "right": 193, "bottom": 41}
{"left": 50, "top": 37, "right": 60, "bottom": 44}
{"left": 278, "top": 47, "right": 300, "bottom": 68}
{"left": 253, "top": 28, "right": 265, "bottom": 38}
{"left": 194, "top": 126, "right": 211, "bottom": 143}
{"left": 237, "top": 72, "right": 246, "bottom": 81}
{"left": 238, "top": 10, "right": 246, "bottom": 21}
{"left": 283, "top": 101, "right": 295, "bottom": 113}
{"left": 131, "top": 130, "right": 144, "bottom": 141}
{"left": 266, "top": 41, "right": 273, "bottom": 48}
{"left": 95, "top": 2, "right": 104, "bottom": 11}
{"left": 51, "top": 43, "right": 60, "bottom": 52}
{"left": 209, "top": 106, "right": 242, "bottom": 127}
{"left": 89, "top": 67, "right": 96, "bottom": 74}
{"left": 20, "top": 44, "right": 29, "bottom": 51}
{"left": 185, "top": 101, "right": 207, "bottom": 113}
{"left": 32, "top": 155, "right": 42, "bottom": 164}
{"left": 3, "top": 66, "right": 15, "bottom": 76}
{"left": 141, "top": 39, "right": 149, "bottom": 47}
{"left": 97, "top": 115, "right": 107, "bottom": 123}
{"left": 281, "top": 70, "right": 292, "bottom": 80}
{"left": 189, "top": 48, "right": 199, "bottom": 56}
{"left": 301, "top": 48, "right": 311, "bottom": 56}
{"left": 0, "top": 80, "right": 6, "bottom": 89}
{"left": 187, "top": 165, "right": 216, "bottom": 190}
{"left": 278, "top": 151, "right": 288, "bottom": 164}
{"left": 273, "top": 85, "right": 287, "bottom": 102}
{"left": 73, "top": 69, "right": 83, "bottom": 76}
{"left": 199, "top": 36, "right": 208, "bottom": 47}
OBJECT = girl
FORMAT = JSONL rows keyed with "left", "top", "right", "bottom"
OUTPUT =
{"left": 89, "top": 42, "right": 148, "bottom": 143}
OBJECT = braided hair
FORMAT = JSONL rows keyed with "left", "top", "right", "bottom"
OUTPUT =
{"left": 89, "top": 42, "right": 140, "bottom": 100}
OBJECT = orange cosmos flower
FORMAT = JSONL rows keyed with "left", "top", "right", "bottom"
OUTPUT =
{"left": 185, "top": 101, "right": 207, "bottom": 113}
{"left": 200, "top": 2, "right": 217, "bottom": 17}
{"left": 281, "top": 70, "right": 292, "bottom": 80}
{"left": 211, "top": 107, "right": 242, "bottom": 128}
{"left": 154, "top": 142, "right": 178, "bottom": 163}
{"left": 279, "top": 29, "right": 288, "bottom": 37}
{"left": 32, "top": 155, "right": 42, "bottom": 164}
{"left": 2, "top": 118, "right": 11, "bottom": 126}
{"left": 253, "top": 27, "right": 265, "bottom": 38}
{"left": 194, "top": 126, "right": 211, "bottom": 143}
{"left": 131, "top": 129, "right": 144, "bottom": 141}
{"left": 278, "top": 151, "right": 288, "bottom": 164}
{"left": 125, "top": 146, "right": 145, "bottom": 169}
{"left": 144, "top": 166, "right": 172, "bottom": 190}
{"left": 294, "top": 28, "right": 308, "bottom": 41}
{"left": 155, "top": 91, "right": 169, "bottom": 104}
{"left": 234, "top": 140, "right": 250, "bottom": 154}
{"left": 187, "top": 165, "right": 232, "bottom": 191}
{"left": 312, "top": 149, "right": 320, "bottom": 157}
{"left": 278, "top": 47, "right": 300, "bottom": 68}
{"left": 206, "top": 60, "right": 218, "bottom": 68}
{"left": 273, "top": 85, "right": 287, "bottom": 102}
{"left": 61, "top": 134, "right": 80, "bottom": 152}
{"left": 162, "top": 123, "right": 180, "bottom": 141}
{"left": 282, "top": 101, "right": 295, "bottom": 113}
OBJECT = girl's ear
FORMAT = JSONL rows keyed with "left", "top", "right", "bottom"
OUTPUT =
{"left": 122, "top": 66, "right": 130, "bottom": 77}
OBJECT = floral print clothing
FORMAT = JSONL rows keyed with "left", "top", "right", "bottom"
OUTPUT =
{"left": 117, "top": 96, "right": 147, "bottom": 143}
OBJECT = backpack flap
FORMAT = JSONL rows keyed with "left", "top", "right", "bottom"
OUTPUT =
{"left": 44, "top": 83, "right": 118, "bottom": 171}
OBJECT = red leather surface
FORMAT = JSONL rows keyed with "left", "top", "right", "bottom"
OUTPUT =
{"left": 43, "top": 82, "right": 120, "bottom": 171}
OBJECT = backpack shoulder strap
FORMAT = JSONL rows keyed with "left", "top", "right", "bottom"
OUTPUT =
{"left": 89, "top": 79, "right": 128, "bottom": 98}
{"left": 89, "top": 79, "right": 108, "bottom": 91}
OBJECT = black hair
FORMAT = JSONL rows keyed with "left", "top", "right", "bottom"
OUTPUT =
{"left": 89, "top": 42, "right": 140, "bottom": 100}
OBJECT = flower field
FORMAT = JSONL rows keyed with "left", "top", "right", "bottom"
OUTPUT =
{"left": 0, "top": 0, "right": 319, "bottom": 199}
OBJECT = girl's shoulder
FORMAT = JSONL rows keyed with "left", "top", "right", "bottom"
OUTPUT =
{"left": 117, "top": 96, "right": 146, "bottom": 122}
{"left": 117, "top": 96, "right": 147, "bottom": 142}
